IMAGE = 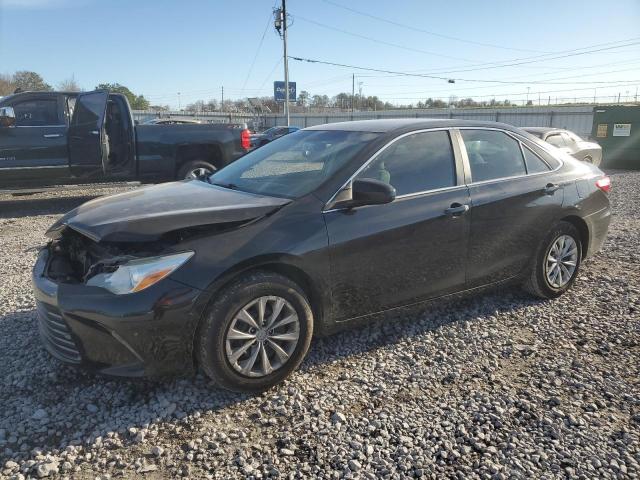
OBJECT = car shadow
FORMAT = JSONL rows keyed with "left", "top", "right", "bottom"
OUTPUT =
{"left": 0, "top": 284, "right": 544, "bottom": 459}
{"left": 0, "top": 195, "right": 101, "bottom": 219}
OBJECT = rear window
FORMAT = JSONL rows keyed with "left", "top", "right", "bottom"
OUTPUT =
{"left": 523, "top": 145, "right": 551, "bottom": 174}
{"left": 461, "top": 130, "right": 526, "bottom": 182}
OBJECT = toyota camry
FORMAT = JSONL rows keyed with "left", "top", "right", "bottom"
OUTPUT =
{"left": 32, "top": 119, "right": 611, "bottom": 392}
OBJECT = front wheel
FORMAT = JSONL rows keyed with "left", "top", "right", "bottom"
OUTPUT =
{"left": 523, "top": 221, "right": 582, "bottom": 299}
{"left": 196, "top": 272, "right": 313, "bottom": 393}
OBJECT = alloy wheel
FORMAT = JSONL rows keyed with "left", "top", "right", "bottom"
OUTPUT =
{"left": 225, "top": 296, "right": 300, "bottom": 378}
{"left": 545, "top": 234, "right": 578, "bottom": 288}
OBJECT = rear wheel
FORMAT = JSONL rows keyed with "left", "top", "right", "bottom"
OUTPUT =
{"left": 178, "top": 160, "right": 217, "bottom": 180}
{"left": 196, "top": 272, "right": 313, "bottom": 393}
{"left": 524, "top": 221, "right": 582, "bottom": 299}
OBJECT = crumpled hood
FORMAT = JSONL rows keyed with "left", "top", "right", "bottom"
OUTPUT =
{"left": 46, "top": 180, "right": 290, "bottom": 242}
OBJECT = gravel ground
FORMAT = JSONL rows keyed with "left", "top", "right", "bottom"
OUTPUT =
{"left": 0, "top": 173, "right": 638, "bottom": 479}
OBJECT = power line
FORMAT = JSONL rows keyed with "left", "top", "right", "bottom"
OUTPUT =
{"left": 368, "top": 65, "right": 640, "bottom": 94}
{"left": 374, "top": 82, "right": 640, "bottom": 100}
{"left": 409, "top": 40, "right": 640, "bottom": 75}
{"left": 289, "top": 55, "right": 640, "bottom": 85}
{"left": 240, "top": 4, "right": 277, "bottom": 95}
{"left": 321, "top": 0, "right": 548, "bottom": 54}
{"left": 294, "top": 15, "right": 475, "bottom": 62}
{"left": 258, "top": 57, "right": 283, "bottom": 91}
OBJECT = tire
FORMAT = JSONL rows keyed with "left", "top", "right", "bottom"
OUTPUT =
{"left": 523, "top": 221, "right": 582, "bottom": 299}
{"left": 196, "top": 271, "right": 314, "bottom": 393}
{"left": 177, "top": 160, "right": 217, "bottom": 180}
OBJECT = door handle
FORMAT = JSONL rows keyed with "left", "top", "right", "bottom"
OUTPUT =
{"left": 91, "top": 130, "right": 100, "bottom": 135}
{"left": 544, "top": 183, "right": 561, "bottom": 195}
{"left": 43, "top": 133, "right": 63, "bottom": 138}
{"left": 445, "top": 203, "right": 470, "bottom": 217}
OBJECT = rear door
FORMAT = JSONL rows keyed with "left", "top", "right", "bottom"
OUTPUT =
{"left": 458, "top": 128, "right": 565, "bottom": 287}
{"left": 68, "top": 90, "right": 108, "bottom": 178}
{"left": 324, "top": 129, "right": 471, "bottom": 321}
{"left": 0, "top": 94, "right": 68, "bottom": 186}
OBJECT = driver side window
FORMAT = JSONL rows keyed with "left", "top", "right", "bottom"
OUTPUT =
{"left": 356, "top": 131, "right": 456, "bottom": 196}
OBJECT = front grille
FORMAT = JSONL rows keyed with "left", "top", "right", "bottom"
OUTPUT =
{"left": 37, "top": 301, "right": 82, "bottom": 364}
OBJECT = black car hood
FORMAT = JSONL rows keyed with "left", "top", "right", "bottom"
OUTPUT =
{"left": 46, "top": 180, "right": 290, "bottom": 242}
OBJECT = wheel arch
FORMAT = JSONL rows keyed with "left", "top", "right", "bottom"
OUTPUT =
{"left": 175, "top": 142, "right": 224, "bottom": 176}
{"left": 559, "top": 215, "right": 589, "bottom": 259}
{"left": 193, "top": 256, "right": 327, "bottom": 350}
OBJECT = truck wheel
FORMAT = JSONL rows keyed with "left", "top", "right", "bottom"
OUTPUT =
{"left": 178, "top": 160, "right": 217, "bottom": 180}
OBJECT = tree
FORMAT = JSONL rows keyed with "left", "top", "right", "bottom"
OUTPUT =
{"left": 186, "top": 100, "right": 206, "bottom": 113}
{"left": 95, "top": 83, "right": 149, "bottom": 110}
{"left": 311, "top": 94, "right": 330, "bottom": 108}
{"left": 58, "top": 75, "right": 81, "bottom": 92}
{"left": 297, "top": 90, "right": 310, "bottom": 108}
{"left": 13, "top": 71, "right": 52, "bottom": 92}
{"left": 0, "top": 74, "right": 16, "bottom": 96}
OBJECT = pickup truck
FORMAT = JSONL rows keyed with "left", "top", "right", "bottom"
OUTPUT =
{"left": 0, "top": 90, "right": 251, "bottom": 190}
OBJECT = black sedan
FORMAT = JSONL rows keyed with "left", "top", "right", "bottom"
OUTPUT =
{"left": 250, "top": 126, "right": 299, "bottom": 148}
{"left": 33, "top": 119, "right": 611, "bottom": 392}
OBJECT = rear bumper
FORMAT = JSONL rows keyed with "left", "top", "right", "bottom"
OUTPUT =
{"left": 32, "top": 249, "right": 209, "bottom": 377}
{"left": 584, "top": 204, "right": 611, "bottom": 258}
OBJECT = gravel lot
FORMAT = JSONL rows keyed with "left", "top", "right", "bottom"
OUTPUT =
{"left": 0, "top": 173, "right": 638, "bottom": 479}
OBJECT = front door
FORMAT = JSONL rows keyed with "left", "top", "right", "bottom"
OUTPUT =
{"left": 0, "top": 95, "right": 68, "bottom": 187}
{"left": 459, "top": 129, "right": 566, "bottom": 287}
{"left": 324, "top": 130, "right": 471, "bottom": 322}
{"left": 68, "top": 90, "right": 108, "bottom": 178}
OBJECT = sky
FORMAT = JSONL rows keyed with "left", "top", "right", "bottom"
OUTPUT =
{"left": 1, "top": 0, "right": 639, "bottom": 109}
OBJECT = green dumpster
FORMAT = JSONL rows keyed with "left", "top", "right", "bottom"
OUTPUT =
{"left": 592, "top": 105, "right": 640, "bottom": 169}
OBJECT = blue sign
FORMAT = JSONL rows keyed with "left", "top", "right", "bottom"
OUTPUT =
{"left": 274, "top": 81, "right": 296, "bottom": 102}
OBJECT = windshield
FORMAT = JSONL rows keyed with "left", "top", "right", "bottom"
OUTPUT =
{"left": 261, "top": 127, "right": 279, "bottom": 135}
{"left": 210, "top": 130, "right": 380, "bottom": 198}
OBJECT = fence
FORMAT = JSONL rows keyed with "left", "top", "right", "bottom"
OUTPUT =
{"left": 133, "top": 105, "right": 596, "bottom": 139}
{"left": 265, "top": 106, "right": 596, "bottom": 139}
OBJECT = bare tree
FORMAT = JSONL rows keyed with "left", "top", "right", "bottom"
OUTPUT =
{"left": 58, "top": 75, "right": 81, "bottom": 92}
{"left": 0, "top": 74, "right": 16, "bottom": 96}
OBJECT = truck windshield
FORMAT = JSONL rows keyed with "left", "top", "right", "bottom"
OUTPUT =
{"left": 210, "top": 130, "right": 380, "bottom": 199}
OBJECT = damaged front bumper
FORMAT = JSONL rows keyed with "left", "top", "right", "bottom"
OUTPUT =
{"left": 32, "top": 248, "right": 209, "bottom": 377}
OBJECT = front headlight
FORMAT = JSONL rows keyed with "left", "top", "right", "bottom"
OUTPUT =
{"left": 86, "top": 251, "right": 194, "bottom": 295}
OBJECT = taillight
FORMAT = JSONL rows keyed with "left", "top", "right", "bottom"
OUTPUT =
{"left": 595, "top": 176, "right": 611, "bottom": 193}
{"left": 241, "top": 129, "right": 250, "bottom": 150}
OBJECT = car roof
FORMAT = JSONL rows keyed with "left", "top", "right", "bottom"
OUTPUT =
{"left": 304, "top": 118, "right": 524, "bottom": 133}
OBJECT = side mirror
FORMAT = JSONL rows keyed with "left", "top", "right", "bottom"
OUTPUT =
{"left": 0, "top": 106, "right": 16, "bottom": 128}
{"left": 333, "top": 178, "right": 396, "bottom": 209}
{"left": 134, "top": 119, "right": 140, "bottom": 126}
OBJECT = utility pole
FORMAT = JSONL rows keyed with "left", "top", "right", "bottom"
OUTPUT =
{"left": 351, "top": 74, "right": 355, "bottom": 113}
{"left": 282, "top": 0, "right": 290, "bottom": 126}
{"left": 274, "top": 1, "right": 290, "bottom": 125}
{"left": 177, "top": 92, "right": 181, "bottom": 110}
{"left": 526, "top": 87, "right": 530, "bottom": 105}
{"left": 221, "top": 86, "right": 224, "bottom": 112}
